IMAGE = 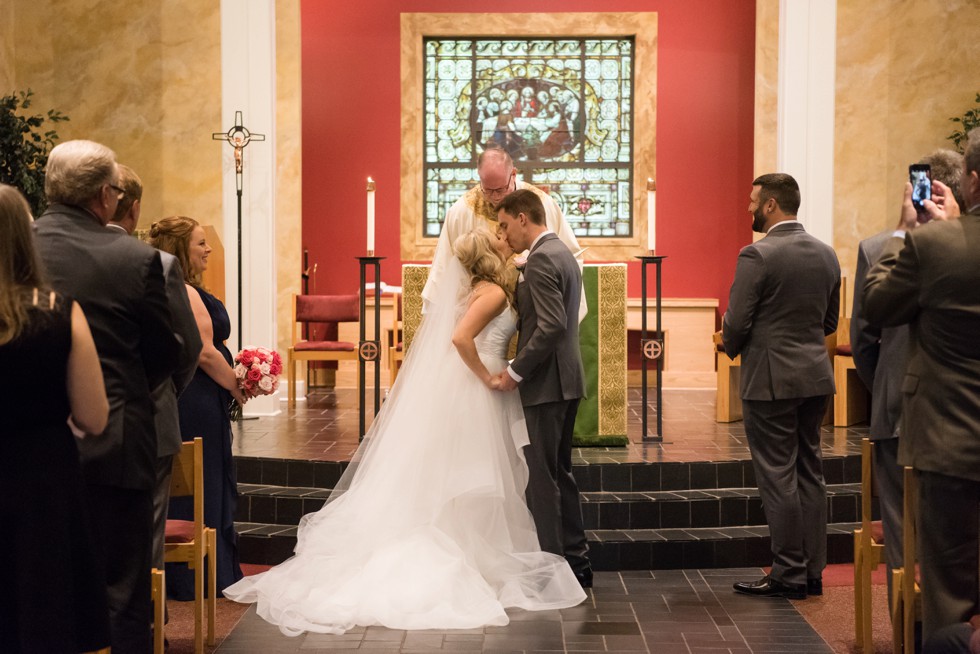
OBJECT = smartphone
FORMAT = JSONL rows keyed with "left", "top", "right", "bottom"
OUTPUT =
{"left": 910, "top": 163, "right": 931, "bottom": 212}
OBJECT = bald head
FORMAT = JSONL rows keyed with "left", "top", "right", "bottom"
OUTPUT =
{"left": 477, "top": 145, "right": 516, "bottom": 208}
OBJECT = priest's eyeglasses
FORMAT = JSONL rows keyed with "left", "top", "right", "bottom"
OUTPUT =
{"left": 480, "top": 171, "right": 515, "bottom": 199}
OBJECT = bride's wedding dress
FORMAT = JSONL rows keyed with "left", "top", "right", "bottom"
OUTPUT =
{"left": 224, "top": 259, "right": 585, "bottom": 636}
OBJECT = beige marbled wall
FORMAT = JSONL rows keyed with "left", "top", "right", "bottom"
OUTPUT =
{"left": 754, "top": 0, "right": 779, "bottom": 178}
{"left": 275, "top": 0, "right": 304, "bottom": 358}
{"left": 834, "top": 0, "right": 980, "bottom": 281}
{"left": 5, "top": 0, "right": 303, "bottom": 359}
{"left": 0, "top": 2, "right": 13, "bottom": 90}
{"left": 8, "top": 0, "right": 223, "bottom": 230}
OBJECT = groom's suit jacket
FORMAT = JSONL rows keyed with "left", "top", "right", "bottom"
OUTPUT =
{"left": 35, "top": 203, "right": 180, "bottom": 490}
{"left": 512, "top": 232, "right": 585, "bottom": 407}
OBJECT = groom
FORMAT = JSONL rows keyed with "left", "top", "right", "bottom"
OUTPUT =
{"left": 493, "top": 189, "right": 592, "bottom": 587}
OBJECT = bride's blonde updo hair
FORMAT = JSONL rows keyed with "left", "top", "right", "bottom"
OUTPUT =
{"left": 149, "top": 216, "right": 202, "bottom": 287}
{"left": 453, "top": 228, "right": 511, "bottom": 303}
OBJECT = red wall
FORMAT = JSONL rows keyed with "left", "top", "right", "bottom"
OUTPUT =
{"left": 300, "top": 0, "right": 755, "bottom": 317}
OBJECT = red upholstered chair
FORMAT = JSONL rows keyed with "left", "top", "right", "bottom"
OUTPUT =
{"left": 288, "top": 294, "right": 360, "bottom": 408}
{"left": 163, "top": 438, "right": 216, "bottom": 654}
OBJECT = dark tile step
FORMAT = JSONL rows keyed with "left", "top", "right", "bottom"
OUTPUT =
{"left": 235, "top": 454, "right": 862, "bottom": 493}
{"left": 235, "top": 482, "right": 872, "bottom": 531}
{"left": 237, "top": 521, "right": 860, "bottom": 571}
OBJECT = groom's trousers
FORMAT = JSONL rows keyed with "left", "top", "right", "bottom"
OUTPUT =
{"left": 523, "top": 398, "right": 589, "bottom": 572}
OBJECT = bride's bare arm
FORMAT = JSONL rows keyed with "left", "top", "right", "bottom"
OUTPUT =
{"left": 452, "top": 284, "right": 507, "bottom": 388}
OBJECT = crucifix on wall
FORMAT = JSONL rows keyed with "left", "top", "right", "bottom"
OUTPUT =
{"left": 213, "top": 110, "right": 265, "bottom": 348}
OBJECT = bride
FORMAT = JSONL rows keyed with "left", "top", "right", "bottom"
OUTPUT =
{"left": 223, "top": 228, "right": 586, "bottom": 635}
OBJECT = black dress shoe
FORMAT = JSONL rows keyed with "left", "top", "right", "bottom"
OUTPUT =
{"left": 733, "top": 575, "right": 806, "bottom": 599}
{"left": 574, "top": 567, "right": 593, "bottom": 588}
{"left": 807, "top": 577, "right": 822, "bottom": 596}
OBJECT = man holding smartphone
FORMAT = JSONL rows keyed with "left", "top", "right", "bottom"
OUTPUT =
{"left": 850, "top": 149, "right": 963, "bottom": 604}
{"left": 863, "top": 130, "right": 980, "bottom": 642}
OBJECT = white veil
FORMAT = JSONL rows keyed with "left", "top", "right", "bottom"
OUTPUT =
{"left": 304, "top": 255, "right": 471, "bottom": 510}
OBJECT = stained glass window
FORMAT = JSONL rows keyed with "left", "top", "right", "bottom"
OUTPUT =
{"left": 423, "top": 37, "right": 634, "bottom": 238}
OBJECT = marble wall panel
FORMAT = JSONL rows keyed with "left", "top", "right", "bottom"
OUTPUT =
{"left": 276, "top": 0, "right": 304, "bottom": 357}
{"left": 754, "top": 0, "right": 779, "bottom": 178}
{"left": 0, "top": 2, "right": 13, "bottom": 91}
{"left": 9, "top": 0, "right": 223, "bottom": 232}
{"left": 834, "top": 0, "right": 980, "bottom": 281}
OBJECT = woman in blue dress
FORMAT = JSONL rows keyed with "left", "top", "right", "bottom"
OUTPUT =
{"left": 150, "top": 216, "right": 246, "bottom": 597}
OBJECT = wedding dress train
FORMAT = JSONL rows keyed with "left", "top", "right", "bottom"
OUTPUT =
{"left": 223, "top": 259, "right": 585, "bottom": 635}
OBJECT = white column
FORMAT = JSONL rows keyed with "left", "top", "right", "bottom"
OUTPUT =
{"left": 220, "top": 0, "right": 280, "bottom": 416}
{"left": 777, "top": 0, "right": 837, "bottom": 246}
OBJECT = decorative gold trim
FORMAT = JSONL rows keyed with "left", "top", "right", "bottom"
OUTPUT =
{"left": 596, "top": 264, "right": 628, "bottom": 435}
{"left": 400, "top": 13, "right": 658, "bottom": 262}
{"left": 401, "top": 264, "right": 430, "bottom": 351}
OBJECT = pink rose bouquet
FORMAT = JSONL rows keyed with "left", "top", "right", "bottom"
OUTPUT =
{"left": 229, "top": 347, "right": 282, "bottom": 420}
{"left": 234, "top": 346, "right": 283, "bottom": 396}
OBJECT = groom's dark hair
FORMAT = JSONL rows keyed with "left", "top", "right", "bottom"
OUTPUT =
{"left": 497, "top": 189, "right": 545, "bottom": 225}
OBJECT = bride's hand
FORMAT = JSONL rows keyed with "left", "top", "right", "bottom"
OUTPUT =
{"left": 486, "top": 375, "right": 501, "bottom": 390}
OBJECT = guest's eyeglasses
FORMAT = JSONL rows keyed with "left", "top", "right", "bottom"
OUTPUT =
{"left": 107, "top": 184, "right": 126, "bottom": 200}
{"left": 480, "top": 171, "right": 515, "bottom": 199}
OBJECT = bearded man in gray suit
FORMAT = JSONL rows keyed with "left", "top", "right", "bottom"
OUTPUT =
{"left": 493, "top": 189, "right": 591, "bottom": 588}
{"left": 723, "top": 173, "right": 841, "bottom": 600}
{"left": 863, "top": 130, "right": 980, "bottom": 642}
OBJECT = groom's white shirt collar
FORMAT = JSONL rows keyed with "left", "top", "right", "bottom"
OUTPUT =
{"left": 528, "top": 229, "right": 554, "bottom": 254}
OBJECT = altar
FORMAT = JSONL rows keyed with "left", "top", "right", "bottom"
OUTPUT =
{"left": 401, "top": 263, "right": 628, "bottom": 438}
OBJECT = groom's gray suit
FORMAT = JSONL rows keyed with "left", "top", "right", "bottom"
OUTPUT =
{"left": 511, "top": 232, "right": 589, "bottom": 572}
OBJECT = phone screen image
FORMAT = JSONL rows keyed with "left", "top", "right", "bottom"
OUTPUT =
{"left": 910, "top": 165, "right": 931, "bottom": 211}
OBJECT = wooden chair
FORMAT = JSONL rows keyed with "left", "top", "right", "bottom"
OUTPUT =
{"left": 388, "top": 291, "right": 404, "bottom": 386}
{"left": 287, "top": 294, "right": 360, "bottom": 407}
{"left": 152, "top": 567, "right": 165, "bottom": 654}
{"left": 853, "top": 438, "right": 886, "bottom": 651}
{"left": 713, "top": 331, "right": 742, "bottom": 422}
{"left": 833, "top": 277, "right": 871, "bottom": 426}
{"left": 164, "top": 438, "right": 216, "bottom": 654}
{"left": 891, "top": 466, "right": 920, "bottom": 654}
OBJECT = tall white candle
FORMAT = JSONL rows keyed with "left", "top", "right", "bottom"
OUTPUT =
{"left": 646, "top": 178, "right": 656, "bottom": 252}
{"left": 366, "top": 177, "right": 376, "bottom": 254}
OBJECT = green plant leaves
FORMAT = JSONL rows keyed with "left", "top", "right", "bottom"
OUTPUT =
{"left": 0, "top": 89, "right": 70, "bottom": 216}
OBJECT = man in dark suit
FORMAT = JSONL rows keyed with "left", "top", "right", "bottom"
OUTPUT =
{"left": 850, "top": 149, "right": 964, "bottom": 596}
{"left": 723, "top": 173, "right": 840, "bottom": 600}
{"left": 35, "top": 140, "right": 180, "bottom": 653}
{"left": 493, "top": 189, "right": 591, "bottom": 587}
{"left": 107, "top": 164, "right": 202, "bottom": 580}
{"left": 863, "top": 130, "right": 980, "bottom": 642}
